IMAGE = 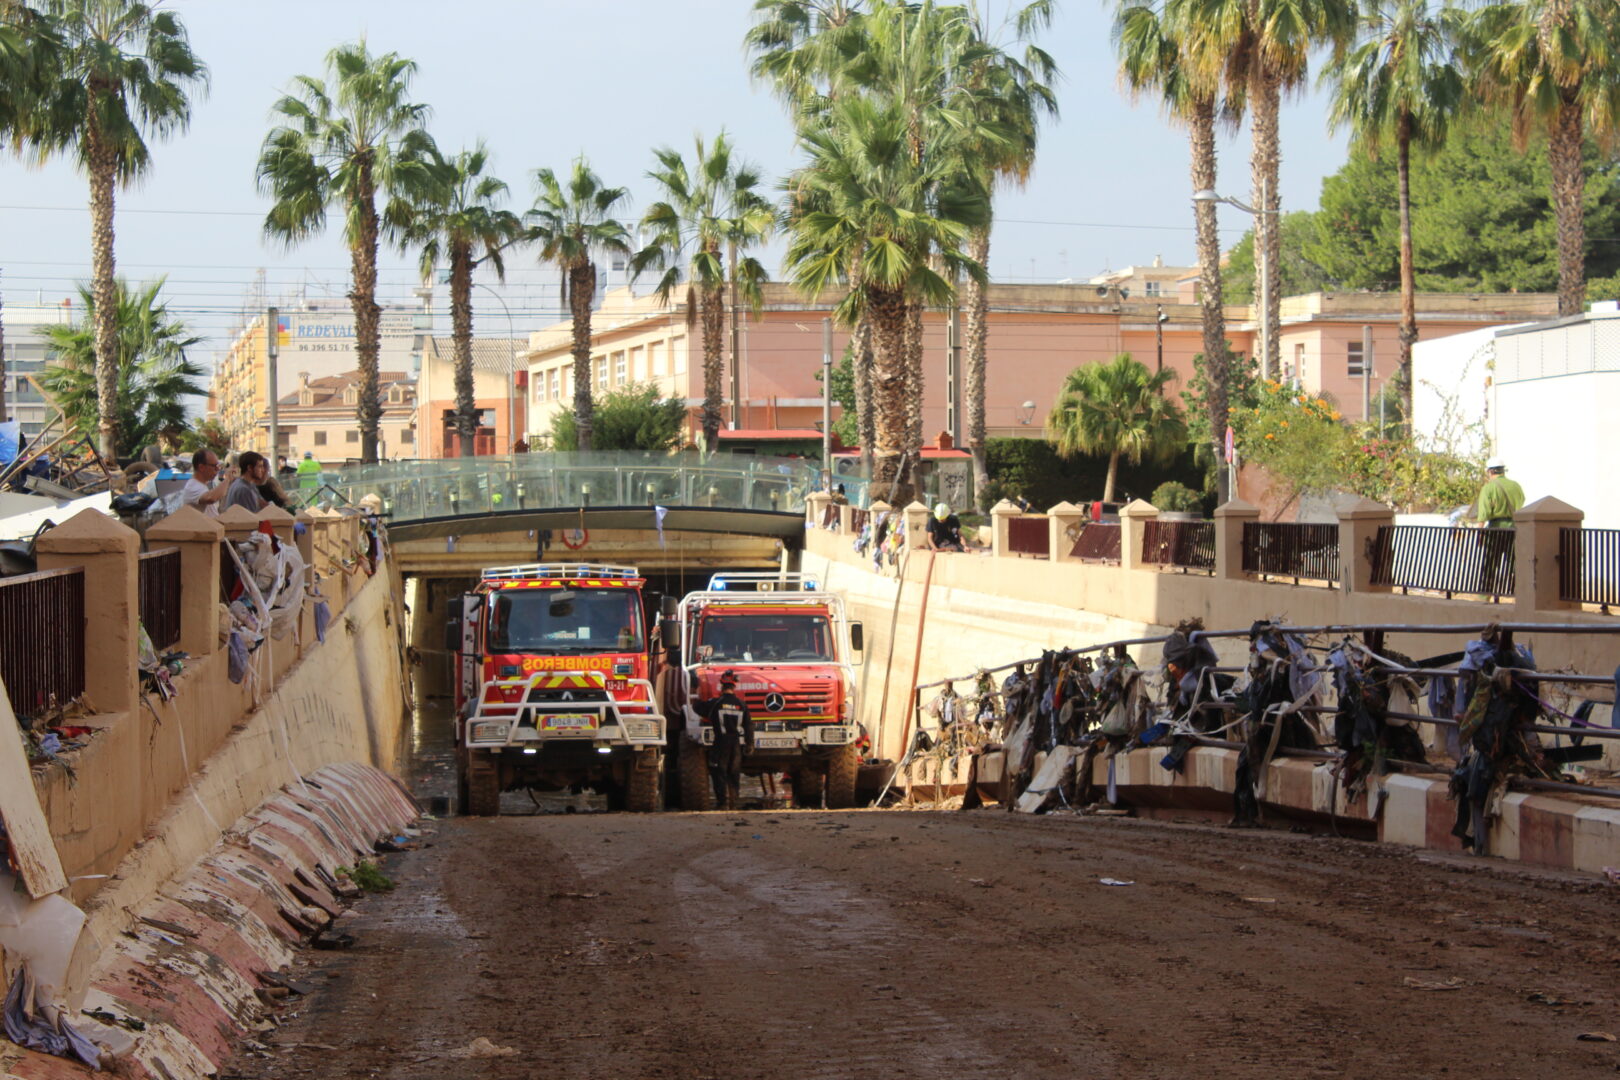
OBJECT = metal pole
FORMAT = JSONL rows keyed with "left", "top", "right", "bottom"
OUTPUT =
{"left": 266, "top": 306, "right": 279, "bottom": 462}
{"left": 1257, "top": 178, "right": 1271, "bottom": 380}
{"left": 946, "top": 301, "right": 961, "bottom": 445}
{"left": 1362, "top": 324, "right": 1373, "bottom": 423}
{"left": 728, "top": 242, "right": 740, "bottom": 430}
{"left": 1155, "top": 305, "right": 1164, "bottom": 374}
{"left": 821, "top": 317, "right": 833, "bottom": 480}
{"left": 473, "top": 283, "right": 519, "bottom": 452}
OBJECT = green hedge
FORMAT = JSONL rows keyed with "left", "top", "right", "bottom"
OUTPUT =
{"left": 979, "top": 437, "right": 1206, "bottom": 513}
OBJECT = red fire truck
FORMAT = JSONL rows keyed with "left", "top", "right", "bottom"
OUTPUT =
{"left": 660, "top": 573, "right": 864, "bottom": 810}
{"left": 448, "top": 564, "right": 667, "bottom": 815}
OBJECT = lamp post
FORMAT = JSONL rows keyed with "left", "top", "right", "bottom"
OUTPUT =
{"left": 470, "top": 282, "right": 521, "bottom": 453}
{"left": 1193, "top": 186, "right": 1278, "bottom": 379}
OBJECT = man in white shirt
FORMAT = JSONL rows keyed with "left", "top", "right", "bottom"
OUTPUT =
{"left": 181, "top": 449, "right": 233, "bottom": 516}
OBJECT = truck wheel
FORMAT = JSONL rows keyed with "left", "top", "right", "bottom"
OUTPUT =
{"left": 678, "top": 740, "right": 715, "bottom": 812}
{"left": 792, "top": 768, "right": 824, "bottom": 810}
{"left": 626, "top": 751, "right": 663, "bottom": 813}
{"left": 461, "top": 750, "right": 501, "bottom": 817}
{"left": 826, "top": 744, "right": 860, "bottom": 809}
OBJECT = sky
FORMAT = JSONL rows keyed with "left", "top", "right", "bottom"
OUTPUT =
{"left": 0, "top": 0, "right": 1349, "bottom": 370}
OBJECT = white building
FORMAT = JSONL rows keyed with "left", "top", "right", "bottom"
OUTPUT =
{"left": 2, "top": 301, "right": 81, "bottom": 443}
{"left": 1413, "top": 303, "right": 1620, "bottom": 528}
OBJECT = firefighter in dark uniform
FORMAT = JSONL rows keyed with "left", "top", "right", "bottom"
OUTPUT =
{"left": 704, "top": 669, "right": 754, "bottom": 810}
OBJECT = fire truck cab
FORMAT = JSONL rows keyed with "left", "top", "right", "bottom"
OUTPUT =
{"left": 661, "top": 572, "right": 864, "bottom": 810}
{"left": 447, "top": 564, "right": 666, "bottom": 814}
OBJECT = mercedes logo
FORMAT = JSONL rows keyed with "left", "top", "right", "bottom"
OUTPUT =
{"left": 764, "top": 693, "right": 785, "bottom": 713}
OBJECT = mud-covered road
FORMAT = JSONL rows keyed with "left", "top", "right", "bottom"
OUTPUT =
{"left": 231, "top": 811, "right": 1620, "bottom": 1080}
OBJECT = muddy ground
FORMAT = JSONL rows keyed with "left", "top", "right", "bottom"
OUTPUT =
{"left": 227, "top": 808, "right": 1620, "bottom": 1080}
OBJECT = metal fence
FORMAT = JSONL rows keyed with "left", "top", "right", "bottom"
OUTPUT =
{"left": 1069, "top": 523, "right": 1122, "bottom": 563}
{"left": 1558, "top": 527, "right": 1620, "bottom": 610}
{"left": 850, "top": 508, "right": 871, "bottom": 535}
{"left": 139, "top": 547, "right": 182, "bottom": 651}
{"left": 1006, "top": 516, "right": 1050, "bottom": 558}
{"left": 1242, "top": 522, "right": 1340, "bottom": 584}
{"left": 1369, "top": 524, "right": 1516, "bottom": 600}
{"left": 1141, "top": 519, "right": 1216, "bottom": 572}
{"left": 0, "top": 567, "right": 85, "bottom": 716}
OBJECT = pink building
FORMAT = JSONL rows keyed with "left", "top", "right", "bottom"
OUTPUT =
{"left": 521, "top": 284, "right": 1557, "bottom": 445}
{"left": 418, "top": 336, "right": 529, "bottom": 457}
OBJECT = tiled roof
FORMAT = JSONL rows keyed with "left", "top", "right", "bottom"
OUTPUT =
{"left": 428, "top": 336, "right": 525, "bottom": 375}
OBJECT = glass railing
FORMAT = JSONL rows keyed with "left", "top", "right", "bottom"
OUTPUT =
{"left": 293, "top": 451, "right": 824, "bottom": 522}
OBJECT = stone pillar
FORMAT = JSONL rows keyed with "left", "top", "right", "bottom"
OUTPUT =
{"left": 989, "top": 499, "right": 1019, "bottom": 558}
{"left": 903, "top": 501, "right": 931, "bottom": 550}
{"left": 1214, "top": 498, "right": 1260, "bottom": 582}
{"left": 216, "top": 504, "right": 262, "bottom": 544}
{"left": 256, "top": 503, "right": 296, "bottom": 547}
{"left": 1047, "top": 501, "right": 1084, "bottom": 564}
{"left": 838, "top": 503, "right": 855, "bottom": 534}
{"left": 1335, "top": 497, "right": 1394, "bottom": 594}
{"left": 145, "top": 506, "right": 224, "bottom": 658}
{"left": 1118, "top": 499, "right": 1159, "bottom": 572}
{"left": 1513, "top": 496, "right": 1584, "bottom": 614}
{"left": 294, "top": 510, "right": 315, "bottom": 569}
{"left": 805, "top": 491, "right": 832, "bottom": 530}
{"left": 33, "top": 509, "right": 139, "bottom": 714}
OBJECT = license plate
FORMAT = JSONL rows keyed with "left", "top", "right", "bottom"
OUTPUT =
{"left": 541, "top": 713, "right": 598, "bottom": 731}
{"left": 605, "top": 680, "right": 628, "bottom": 691}
{"left": 754, "top": 736, "right": 799, "bottom": 750}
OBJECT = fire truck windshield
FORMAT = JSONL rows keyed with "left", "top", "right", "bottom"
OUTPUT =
{"left": 488, "top": 589, "right": 644, "bottom": 653}
{"left": 696, "top": 613, "right": 834, "bottom": 662}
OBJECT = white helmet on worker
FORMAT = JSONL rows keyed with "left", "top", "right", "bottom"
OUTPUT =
{"left": 1486, "top": 457, "right": 1505, "bottom": 472}
{"left": 934, "top": 502, "right": 951, "bottom": 520}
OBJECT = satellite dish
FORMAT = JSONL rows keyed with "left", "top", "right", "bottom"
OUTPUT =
{"left": 1095, "top": 286, "right": 1107, "bottom": 297}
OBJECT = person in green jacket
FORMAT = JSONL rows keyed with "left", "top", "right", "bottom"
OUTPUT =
{"left": 296, "top": 450, "right": 322, "bottom": 491}
{"left": 1474, "top": 458, "right": 1524, "bottom": 597}
{"left": 1475, "top": 458, "right": 1525, "bottom": 528}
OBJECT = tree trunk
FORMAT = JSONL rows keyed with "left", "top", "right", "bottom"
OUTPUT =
{"left": 964, "top": 226, "right": 990, "bottom": 499}
{"left": 1395, "top": 113, "right": 1418, "bottom": 422}
{"left": 570, "top": 260, "right": 597, "bottom": 451}
{"left": 867, "top": 285, "right": 911, "bottom": 505}
{"left": 851, "top": 311, "right": 875, "bottom": 474}
{"left": 1190, "top": 94, "right": 1230, "bottom": 501}
{"left": 1104, "top": 450, "right": 1120, "bottom": 505}
{"left": 86, "top": 117, "right": 120, "bottom": 462}
{"left": 450, "top": 241, "right": 477, "bottom": 458}
{"left": 350, "top": 156, "right": 383, "bottom": 465}
{"left": 699, "top": 279, "right": 726, "bottom": 452}
{"left": 1547, "top": 96, "right": 1586, "bottom": 318}
{"left": 1249, "top": 59, "right": 1282, "bottom": 379}
{"left": 904, "top": 298, "right": 924, "bottom": 456}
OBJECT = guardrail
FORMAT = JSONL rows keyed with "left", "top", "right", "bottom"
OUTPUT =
{"left": 1242, "top": 522, "right": 1339, "bottom": 585}
{"left": 1069, "top": 523, "right": 1121, "bottom": 563}
{"left": 1141, "top": 519, "right": 1215, "bottom": 573}
{"left": 138, "top": 547, "right": 182, "bottom": 651}
{"left": 1558, "top": 527, "right": 1620, "bottom": 612}
{"left": 1371, "top": 524, "right": 1516, "bottom": 601}
{"left": 1006, "top": 516, "right": 1051, "bottom": 558}
{"left": 0, "top": 566, "right": 86, "bottom": 715}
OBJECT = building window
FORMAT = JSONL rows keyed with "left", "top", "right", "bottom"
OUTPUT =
{"left": 594, "top": 357, "right": 607, "bottom": 391}
{"left": 401, "top": 428, "right": 414, "bottom": 444}
{"left": 1347, "top": 341, "right": 1366, "bottom": 377}
{"left": 313, "top": 430, "right": 327, "bottom": 446}
{"left": 550, "top": 369, "right": 560, "bottom": 401}
{"left": 613, "top": 351, "right": 627, "bottom": 386}
{"left": 1291, "top": 342, "right": 1305, "bottom": 386}
{"left": 346, "top": 429, "right": 359, "bottom": 443}
{"left": 1145, "top": 280, "right": 1161, "bottom": 298}
{"left": 648, "top": 341, "right": 663, "bottom": 377}
{"left": 671, "top": 336, "right": 686, "bottom": 375}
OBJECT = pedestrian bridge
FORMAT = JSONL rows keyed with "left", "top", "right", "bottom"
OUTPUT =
{"left": 305, "top": 452, "right": 820, "bottom": 545}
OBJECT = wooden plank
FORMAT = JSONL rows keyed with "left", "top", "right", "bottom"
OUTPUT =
{"left": 0, "top": 673, "right": 69, "bottom": 899}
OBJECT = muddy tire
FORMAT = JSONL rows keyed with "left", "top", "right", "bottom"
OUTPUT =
{"left": 626, "top": 751, "right": 663, "bottom": 813}
{"left": 792, "top": 768, "right": 824, "bottom": 810}
{"left": 678, "top": 739, "right": 715, "bottom": 811}
{"left": 825, "top": 743, "right": 860, "bottom": 809}
{"left": 461, "top": 750, "right": 501, "bottom": 817}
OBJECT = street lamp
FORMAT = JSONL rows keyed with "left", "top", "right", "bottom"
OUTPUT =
{"left": 1193, "top": 187, "right": 1278, "bottom": 379}
{"left": 1018, "top": 400, "right": 1036, "bottom": 426}
{"left": 471, "top": 282, "right": 521, "bottom": 454}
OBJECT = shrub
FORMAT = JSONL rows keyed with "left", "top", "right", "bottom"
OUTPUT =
{"left": 979, "top": 437, "right": 1203, "bottom": 512}
{"left": 548, "top": 382, "right": 688, "bottom": 452}
{"left": 1150, "top": 481, "right": 1202, "bottom": 513}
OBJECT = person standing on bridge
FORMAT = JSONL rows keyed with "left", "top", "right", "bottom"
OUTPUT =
{"left": 703, "top": 670, "right": 754, "bottom": 810}
{"left": 1473, "top": 457, "right": 1525, "bottom": 595}
{"left": 296, "top": 450, "right": 322, "bottom": 491}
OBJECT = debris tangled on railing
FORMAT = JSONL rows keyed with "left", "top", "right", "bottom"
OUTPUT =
{"left": 903, "top": 619, "right": 1620, "bottom": 841}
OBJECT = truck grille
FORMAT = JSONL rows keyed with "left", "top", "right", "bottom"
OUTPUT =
{"left": 741, "top": 685, "right": 834, "bottom": 718}
{"left": 525, "top": 687, "right": 611, "bottom": 703}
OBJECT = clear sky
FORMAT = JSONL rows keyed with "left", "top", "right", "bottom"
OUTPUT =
{"left": 0, "top": 0, "right": 1348, "bottom": 366}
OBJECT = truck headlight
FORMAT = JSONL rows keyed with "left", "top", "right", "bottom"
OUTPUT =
{"left": 469, "top": 721, "right": 509, "bottom": 743}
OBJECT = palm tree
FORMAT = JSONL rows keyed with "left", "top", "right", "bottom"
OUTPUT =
{"left": 1187, "top": 0, "right": 1354, "bottom": 377}
{"left": 396, "top": 142, "right": 524, "bottom": 458}
{"left": 26, "top": 0, "right": 205, "bottom": 461}
{"left": 630, "top": 131, "right": 773, "bottom": 451}
{"left": 784, "top": 95, "right": 987, "bottom": 504}
{"left": 37, "top": 278, "right": 203, "bottom": 456}
{"left": 1463, "top": 0, "right": 1620, "bottom": 316}
{"left": 1325, "top": 0, "right": 1463, "bottom": 417}
{"left": 1117, "top": 0, "right": 1235, "bottom": 497}
{"left": 1046, "top": 353, "right": 1186, "bottom": 504}
{"left": 256, "top": 41, "right": 432, "bottom": 465}
{"left": 527, "top": 158, "right": 632, "bottom": 454}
